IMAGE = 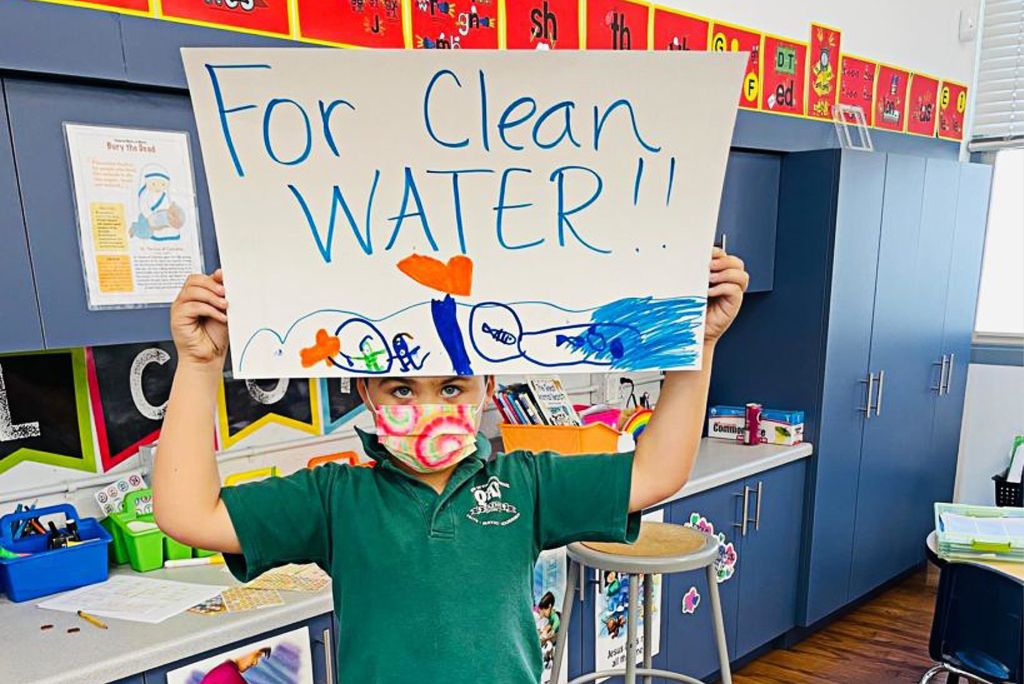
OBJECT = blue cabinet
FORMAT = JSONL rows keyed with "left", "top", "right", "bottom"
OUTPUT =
{"left": 716, "top": 150, "right": 780, "bottom": 293}
{"left": 4, "top": 78, "right": 220, "bottom": 349}
{"left": 0, "top": 80, "right": 44, "bottom": 352}
{"left": 143, "top": 613, "right": 336, "bottom": 683}
{"left": 734, "top": 459, "right": 806, "bottom": 656}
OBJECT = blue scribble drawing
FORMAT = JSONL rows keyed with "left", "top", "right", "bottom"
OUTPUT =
{"left": 238, "top": 296, "right": 704, "bottom": 374}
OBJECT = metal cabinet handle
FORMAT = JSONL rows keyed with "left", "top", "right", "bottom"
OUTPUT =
{"left": 322, "top": 628, "right": 334, "bottom": 684}
{"left": 753, "top": 481, "right": 763, "bottom": 531}
{"left": 734, "top": 487, "right": 750, "bottom": 536}
{"left": 931, "top": 355, "right": 947, "bottom": 394}
{"left": 943, "top": 353, "right": 955, "bottom": 395}
{"left": 718, "top": 233, "right": 728, "bottom": 253}
{"left": 859, "top": 373, "right": 876, "bottom": 417}
{"left": 874, "top": 370, "right": 886, "bottom": 416}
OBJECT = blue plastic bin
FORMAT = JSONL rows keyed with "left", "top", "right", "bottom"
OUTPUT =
{"left": 0, "top": 503, "right": 112, "bottom": 602}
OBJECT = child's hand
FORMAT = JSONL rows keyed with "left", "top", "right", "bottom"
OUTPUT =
{"left": 704, "top": 247, "right": 748, "bottom": 345}
{"left": 170, "top": 270, "right": 229, "bottom": 368}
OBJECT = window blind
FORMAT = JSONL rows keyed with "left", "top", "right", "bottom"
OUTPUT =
{"left": 972, "top": 0, "right": 1024, "bottom": 150}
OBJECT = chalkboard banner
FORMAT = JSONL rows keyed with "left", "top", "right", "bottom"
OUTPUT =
{"left": 86, "top": 342, "right": 178, "bottom": 470}
{"left": 217, "top": 369, "right": 321, "bottom": 449}
{"left": 0, "top": 349, "right": 96, "bottom": 475}
{"left": 319, "top": 378, "right": 366, "bottom": 435}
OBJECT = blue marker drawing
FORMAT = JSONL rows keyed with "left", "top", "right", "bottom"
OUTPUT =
{"left": 431, "top": 295, "right": 474, "bottom": 375}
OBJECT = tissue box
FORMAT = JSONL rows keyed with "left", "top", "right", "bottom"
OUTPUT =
{"left": 758, "top": 409, "right": 804, "bottom": 445}
{"left": 708, "top": 406, "right": 746, "bottom": 442}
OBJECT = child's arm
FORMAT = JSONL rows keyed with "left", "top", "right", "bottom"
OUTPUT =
{"left": 152, "top": 270, "right": 241, "bottom": 553}
{"left": 629, "top": 248, "right": 748, "bottom": 512}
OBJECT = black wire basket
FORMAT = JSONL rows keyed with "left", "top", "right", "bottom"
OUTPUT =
{"left": 993, "top": 471, "right": 1023, "bottom": 507}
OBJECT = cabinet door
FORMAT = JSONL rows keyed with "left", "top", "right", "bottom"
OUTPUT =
{"left": 735, "top": 460, "right": 806, "bottom": 656}
{"left": 0, "top": 80, "right": 43, "bottom": 352}
{"left": 803, "top": 150, "right": 885, "bottom": 625}
{"left": 308, "top": 612, "right": 338, "bottom": 684}
{"left": 663, "top": 485, "right": 744, "bottom": 680}
{"left": 850, "top": 154, "right": 942, "bottom": 599}
{"left": 925, "top": 163, "right": 992, "bottom": 522}
{"left": 715, "top": 150, "right": 781, "bottom": 293}
{"left": 4, "top": 78, "right": 220, "bottom": 348}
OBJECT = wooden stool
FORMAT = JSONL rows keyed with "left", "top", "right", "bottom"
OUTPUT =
{"left": 550, "top": 522, "right": 732, "bottom": 684}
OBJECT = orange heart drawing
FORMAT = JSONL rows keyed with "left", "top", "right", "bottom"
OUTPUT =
{"left": 396, "top": 254, "right": 473, "bottom": 296}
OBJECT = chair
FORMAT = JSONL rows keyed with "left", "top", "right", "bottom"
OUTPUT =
{"left": 550, "top": 521, "right": 732, "bottom": 684}
{"left": 920, "top": 560, "right": 1023, "bottom": 684}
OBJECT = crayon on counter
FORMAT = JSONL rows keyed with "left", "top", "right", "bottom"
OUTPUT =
{"left": 164, "top": 555, "right": 225, "bottom": 569}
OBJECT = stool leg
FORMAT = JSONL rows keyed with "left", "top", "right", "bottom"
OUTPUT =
{"left": 626, "top": 573, "right": 639, "bottom": 684}
{"left": 550, "top": 560, "right": 578, "bottom": 684}
{"left": 706, "top": 565, "right": 732, "bottom": 684}
{"left": 642, "top": 573, "right": 653, "bottom": 684}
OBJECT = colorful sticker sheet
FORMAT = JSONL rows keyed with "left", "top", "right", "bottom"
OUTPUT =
{"left": 245, "top": 563, "right": 332, "bottom": 592}
{"left": 28, "top": 0, "right": 967, "bottom": 139}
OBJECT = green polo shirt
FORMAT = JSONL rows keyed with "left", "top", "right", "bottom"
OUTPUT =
{"left": 221, "top": 428, "right": 640, "bottom": 684}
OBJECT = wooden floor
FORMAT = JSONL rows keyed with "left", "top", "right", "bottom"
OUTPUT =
{"left": 733, "top": 569, "right": 941, "bottom": 684}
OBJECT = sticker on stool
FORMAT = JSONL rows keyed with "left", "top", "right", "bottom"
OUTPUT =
{"left": 681, "top": 586, "right": 701, "bottom": 614}
{"left": 684, "top": 512, "right": 737, "bottom": 583}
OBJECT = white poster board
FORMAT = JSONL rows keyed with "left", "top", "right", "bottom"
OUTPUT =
{"left": 164, "top": 625, "right": 314, "bottom": 684}
{"left": 64, "top": 124, "right": 203, "bottom": 309}
{"left": 183, "top": 49, "right": 744, "bottom": 378}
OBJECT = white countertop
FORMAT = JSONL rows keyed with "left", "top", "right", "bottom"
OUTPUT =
{"left": 656, "top": 438, "right": 814, "bottom": 506}
{"left": 1, "top": 564, "right": 333, "bottom": 684}
{"left": 1, "top": 438, "right": 811, "bottom": 684}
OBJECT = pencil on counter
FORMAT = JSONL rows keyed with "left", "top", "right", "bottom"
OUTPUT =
{"left": 77, "top": 610, "right": 107, "bottom": 630}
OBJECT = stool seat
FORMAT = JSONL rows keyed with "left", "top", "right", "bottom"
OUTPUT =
{"left": 569, "top": 522, "right": 719, "bottom": 574}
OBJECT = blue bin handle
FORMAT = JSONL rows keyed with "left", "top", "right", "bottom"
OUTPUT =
{"left": 0, "top": 503, "right": 80, "bottom": 546}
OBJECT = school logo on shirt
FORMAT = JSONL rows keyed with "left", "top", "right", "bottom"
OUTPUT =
{"left": 466, "top": 476, "right": 520, "bottom": 526}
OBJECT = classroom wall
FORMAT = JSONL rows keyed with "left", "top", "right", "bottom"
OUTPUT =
{"left": 953, "top": 362, "right": 1024, "bottom": 504}
{"left": 665, "top": 0, "right": 979, "bottom": 84}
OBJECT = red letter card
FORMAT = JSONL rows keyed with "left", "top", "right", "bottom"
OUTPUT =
{"left": 710, "top": 21, "right": 762, "bottom": 109}
{"left": 652, "top": 8, "right": 709, "bottom": 51}
{"left": 807, "top": 23, "right": 841, "bottom": 120}
{"left": 411, "top": 0, "right": 499, "bottom": 49}
{"left": 160, "top": 0, "right": 290, "bottom": 36}
{"left": 761, "top": 35, "right": 807, "bottom": 117}
{"left": 585, "top": 0, "right": 650, "bottom": 50}
{"left": 906, "top": 73, "right": 940, "bottom": 137}
{"left": 838, "top": 54, "right": 877, "bottom": 126}
{"left": 874, "top": 64, "right": 910, "bottom": 132}
{"left": 505, "top": 0, "right": 580, "bottom": 49}
{"left": 298, "top": 0, "right": 405, "bottom": 47}
{"left": 937, "top": 81, "right": 968, "bottom": 141}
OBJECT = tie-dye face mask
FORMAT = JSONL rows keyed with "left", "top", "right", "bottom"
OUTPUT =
{"left": 372, "top": 401, "right": 484, "bottom": 473}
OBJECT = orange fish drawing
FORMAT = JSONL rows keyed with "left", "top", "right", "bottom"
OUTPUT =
{"left": 301, "top": 329, "right": 341, "bottom": 368}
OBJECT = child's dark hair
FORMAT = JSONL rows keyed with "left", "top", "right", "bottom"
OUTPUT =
{"left": 538, "top": 591, "right": 556, "bottom": 610}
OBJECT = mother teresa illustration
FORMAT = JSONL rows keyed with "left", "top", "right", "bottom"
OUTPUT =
{"left": 130, "top": 163, "right": 186, "bottom": 241}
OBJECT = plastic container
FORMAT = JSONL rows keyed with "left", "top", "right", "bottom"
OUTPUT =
{"left": 0, "top": 504, "right": 112, "bottom": 602}
{"left": 499, "top": 422, "right": 621, "bottom": 455}
{"left": 993, "top": 471, "right": 1023, "bottom": 507}
{"left": 109, "top": 489, "right": 169, "bottom": 572}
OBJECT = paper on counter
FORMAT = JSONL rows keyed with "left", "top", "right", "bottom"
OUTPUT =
{"left": 38, "top": 575, "right": 225, "bottom": 624}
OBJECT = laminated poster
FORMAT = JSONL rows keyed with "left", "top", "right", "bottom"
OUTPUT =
{"left": 760, "top": 35, "right": 807, "bottom": 117}
{"left": 160, "top": 0, "right": 290, "bottom": 36}
{"left": 182, "top": 49, "right": 745, "bottom": 379}
{"left": 594, "top": 510, "right": 663, "bottom": 677}
{"left": 838, "top": 55, "right": 877, "bottom": 126}
{"left": 410, "top": 0, "right": 499, "bottom": 49}
{"left": 165, "top": 626, "right": 314, "bottom": 684}
{"left": 937, "top": 81, "right": 968, "bottom": 141}
{"left": 534, "top": 547, "right": 568, "bottom": 684}
{"left": 64, "top": 124, "right": 203, "bottom": 310}
{"left": 874, "top": 64, "right": 910, "bottom": 132}
{"left": 585, "top": 0, "right": 650, "bottom": 50}
{"left": 710, "top": 21, "right": 762, "bottom": 109}
{"left": 298, "top": 0, "right": 406, "bottom": 47}
{"left": 906, "top": 73, "right": 940, "bottom": 137}
{"left": 505, "top": 0, "right": 581, "bottom": 50}
{"left": 807, "top": 24, "right": 841, "bottom": 120}
{"left": 652, "top": 8, "right": 710, "bottom": 52}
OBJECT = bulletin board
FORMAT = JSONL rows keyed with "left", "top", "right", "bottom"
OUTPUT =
{"left": 217, "top": 370, "right": 321, "bottom": 449}
{"left": 0, "top": 349, "right": 96, "bottom": 476}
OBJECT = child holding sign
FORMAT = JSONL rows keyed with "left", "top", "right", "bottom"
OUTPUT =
{"left": 153, "top": 247, "right": 748, "bottom": 684}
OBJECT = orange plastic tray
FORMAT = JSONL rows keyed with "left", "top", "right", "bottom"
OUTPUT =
{"left": 499, "top": 422, "right": 621, "bottom": 455}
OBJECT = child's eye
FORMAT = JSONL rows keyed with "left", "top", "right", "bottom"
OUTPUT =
{"left": 440, "top": 384, "right": 462, "bottom": 398}
{"left": 391, "top": 386, "right": 413, "bottom": 399}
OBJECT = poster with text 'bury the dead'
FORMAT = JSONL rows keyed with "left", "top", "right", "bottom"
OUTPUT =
{"left": 183, "top": 49, "right": 745, "bottom": 379}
